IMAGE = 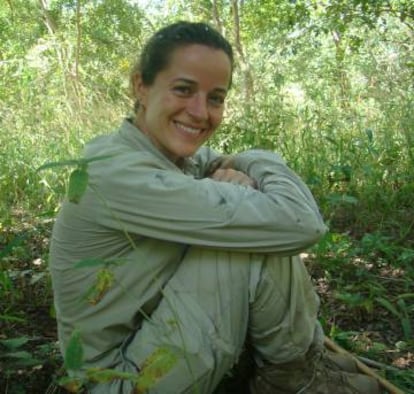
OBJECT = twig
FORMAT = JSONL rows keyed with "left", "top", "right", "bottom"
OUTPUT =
{"left": 356, "top": 356, "right": 401, "bottom": 372}
{"left": 324, "top": 336, "right": 405, "bottom": 394}
{"left": 375, "top": 276, "right": 406, "bottom": 282}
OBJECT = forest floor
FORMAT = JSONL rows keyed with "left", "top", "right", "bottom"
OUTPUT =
{"left": 0, "top": 212, "right": 413, "bottom": 394}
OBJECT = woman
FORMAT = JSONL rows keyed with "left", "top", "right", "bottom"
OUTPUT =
{"left": 50, "top": 21, "right": 380, "bottom": 393}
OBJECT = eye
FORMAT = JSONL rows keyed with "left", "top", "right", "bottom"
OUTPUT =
{"left": 208, "top": 94, "right": 225, "bottom": 107}
{"left": 173, "top": 85, "right": 192, "bottom": 96}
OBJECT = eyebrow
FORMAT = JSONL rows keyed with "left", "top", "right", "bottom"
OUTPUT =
{"left": 172, "top": 78, "right": 228, "bottom": 94}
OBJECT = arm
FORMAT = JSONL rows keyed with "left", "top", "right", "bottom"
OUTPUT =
{"left": 84, "top": 148, "right": 327, "bottom": 255}
{"left": 204, "top": 153, "right": 257, "bottom": 189}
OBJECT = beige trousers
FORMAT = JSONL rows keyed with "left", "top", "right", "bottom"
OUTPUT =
{"left": 90, "top": 247, "right": 320, "bottom": 394}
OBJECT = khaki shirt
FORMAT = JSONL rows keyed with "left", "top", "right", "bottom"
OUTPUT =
{"left": 49, "top": 118, "right": 327, "bottom": 368}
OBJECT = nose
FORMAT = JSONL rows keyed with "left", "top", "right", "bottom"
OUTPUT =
{"left": 186, "top": 94, "right": 208, "bottom": 121}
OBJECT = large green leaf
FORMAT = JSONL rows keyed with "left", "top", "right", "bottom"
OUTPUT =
{"left": 65, "top": 329, "right": 84, "bottom": 371}
{"left": 68, "top": 167, "right": 89, "bottom": 204}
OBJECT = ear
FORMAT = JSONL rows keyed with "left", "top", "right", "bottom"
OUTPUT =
{"left": 132, "top": 73, "right": 149, "bottom": 109}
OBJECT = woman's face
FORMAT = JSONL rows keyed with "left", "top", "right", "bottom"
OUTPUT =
{"left": 133, "top": 44, "right": 232, "bottom": 163}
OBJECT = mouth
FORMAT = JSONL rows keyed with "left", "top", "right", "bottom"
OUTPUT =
{"left": 174, "top": 121, "right": 205, "bottom": 135}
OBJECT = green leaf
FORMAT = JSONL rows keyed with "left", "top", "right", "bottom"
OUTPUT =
{"left": 0, "top": 234, "right": 26, "bottom": 259}
{"left": 7, "top": 353, "right": 42, "bottom": 366}
{"left": 334, "top": 292, "right": 364, "bottom": 306}
{"left": 85, "top": 268, "right": 115, "bottom": 305}
{"left": 328, "top": 193, "right": 359, "bottom": 205}
{"left": 397, "top": 298, "right": 408, "bottom": 313}
{"left": 37, "top": 154, "right": 112, "bottom": 172}
{"left": 365, "top": 128, "right": 374, "bottom": 143}
{"left": 73, "top": 258, "right": 109, "bottom": 269}
{"left": 37, "top": 159, "right": 81, "bottom": 172}
{"left": 375, "top": 297, "right": 400, "bottom": 318}
{"left": 58, "top": 376, "right": 84, "bottom": 393}
{"left": 68, "top": 167, "right": 89, "bottom": 204}
{"left": 1, "top": 350, "right": 33, "bottom": 359}
{"left": 0, "top": 314, "right": 26, "bottom": 323}
{"left": 0, "top": 336, "right": 30, "bottom": 350}
{"left": 135, "top": 347, "right": 177, "bottom": 392}
{"left": 73, "top": 258, "right": 124, "bottom": 269}
{"left": 86, "top": 368, "right": 139, "bottom": 384}
{"left": 397, "top": 293, "right": 414, "bottom": 300}
{"left": 49, "top": 304, "right": 56, "bottom": 319}
{"left": 401, "top": 318, "right": 412, "bottom": 341}
{"left": 65, "top": 329, "right": 84, "bottom": 371}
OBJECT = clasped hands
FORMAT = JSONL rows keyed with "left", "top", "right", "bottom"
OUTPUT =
{"left": 206, "top": 155, "right": 257, "bottom": 189}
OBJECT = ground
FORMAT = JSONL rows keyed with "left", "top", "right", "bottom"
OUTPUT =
{"left": 0, "top": 214, "right": 413, "bottom": 393}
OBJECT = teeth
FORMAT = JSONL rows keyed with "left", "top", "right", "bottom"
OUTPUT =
{"left": 176, "top": 122, "right": 201, "bottom": 135}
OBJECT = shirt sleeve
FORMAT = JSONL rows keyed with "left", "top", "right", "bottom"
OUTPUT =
{"left": 189, "top": 145, "right": 221, "bottom": 177}
{"left": 80, "top": 147, "right": 327, "bottom": 255}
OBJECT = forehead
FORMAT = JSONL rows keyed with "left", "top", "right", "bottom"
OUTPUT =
{"left": 161, "top": 44, "right": 232, "bottom": 88}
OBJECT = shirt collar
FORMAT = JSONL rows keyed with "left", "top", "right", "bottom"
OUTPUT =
{"left": 118, "top": 118, "right": 200, "bottom": 176}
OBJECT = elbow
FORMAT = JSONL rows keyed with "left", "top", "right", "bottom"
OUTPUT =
{"left": 296, "top": 215, "right": 328, "bottom": 246}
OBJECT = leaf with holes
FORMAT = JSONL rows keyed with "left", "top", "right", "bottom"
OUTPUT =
{"left": 87, "top": 269, "right": 115, "bottom": 305}
{"left": 135, "top": 347, "right": 177, "bottom": 393}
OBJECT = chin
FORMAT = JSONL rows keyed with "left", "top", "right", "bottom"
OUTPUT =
{"left": 175, "top": 146, "right": 199, "bottom": 158}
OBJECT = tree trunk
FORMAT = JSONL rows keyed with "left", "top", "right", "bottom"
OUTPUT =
{"left": 331, "top": 30, "right": 351, "bottom": 108}
{"left": 38, "top": 0, "right": 70, "bottom": 101}
{"left": 212, "top": 0, "right": 223, "bottom": 34}
{"left": 231, "top": 0, "right": 254, "bottom": 105}
{"left": 73, "top": 0, "right": 82, "bottom": 104}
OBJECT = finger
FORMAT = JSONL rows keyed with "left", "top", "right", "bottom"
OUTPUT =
{"left": 219, "top": 156, "right": 235, "bottom": 169}
{"left": 206, "top": 155, "right": 234, "bottom": 175}
{"left": 210, "top": 168, "right": 230, "bottom": 181}
{"left": 210, "top": 169, "right": 257, "bottom": 188}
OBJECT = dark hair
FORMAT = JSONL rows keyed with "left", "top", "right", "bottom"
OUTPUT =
{"left": 131, "top": 21, "right": 234, "bottom": 111}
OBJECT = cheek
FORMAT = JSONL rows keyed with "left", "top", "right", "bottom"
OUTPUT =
{"left": 145, "top": 88, "right": 168, "bottom": 113}
{"left": 211, "top": 108, "right": 224, "bottom": 128}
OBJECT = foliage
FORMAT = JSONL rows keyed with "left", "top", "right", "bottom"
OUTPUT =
{"left": 310, "top": 231, "right": 414, "bottom": 392}
{"left": 0, "top": 337, "right": 42, "bottom": 369}
{"left": 60, "top": 329, "right": 177, "bottom": 393}
{"left": 1, "top": 0, "right": 413, "bottom": 392}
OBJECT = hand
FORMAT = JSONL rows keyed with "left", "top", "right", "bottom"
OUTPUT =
{"left": 206, "top": 155, "right": 235, "bottom": 176}
{"left": 209, "top": 168, "right": 257, "bottom": 189}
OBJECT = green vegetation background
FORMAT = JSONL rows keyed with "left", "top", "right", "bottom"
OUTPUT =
{"left": 0, "top": 1, "right": 413, "bottom": 393}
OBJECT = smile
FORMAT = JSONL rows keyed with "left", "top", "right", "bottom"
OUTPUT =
{"left": 174, "top": 121, "right": 204, "bottom": 135}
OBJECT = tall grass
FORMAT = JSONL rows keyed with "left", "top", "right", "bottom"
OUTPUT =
{"left": 1, "top": 8, "right": 413, "bottom": 394}
{"left": 1, "top": 86, "right": 127, "bottom": 224}
{"left": 1, "top": 15, "right": 413, "bottom": 241}
{"left": 211, "top": 20, "right": 414, "bottom": 238}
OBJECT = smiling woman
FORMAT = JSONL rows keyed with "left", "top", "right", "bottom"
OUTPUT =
{"left": 49, "top": 21, "right": 381, "bottom": 394}
{"left": 132, "top": 44, "right": 231, "bottom": 163}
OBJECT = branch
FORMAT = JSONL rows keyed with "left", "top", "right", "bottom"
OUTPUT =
{"left": 38, "top": 0, "right": 57, "bottom": 35}
{"left": 324, "top": 337, "right": 405, "bottom": 394}
{"left": 74, "top": 0, "right": 81, "bottom": 81}
{"left": 212, "top": 0, "right": 223, "bottom": 34}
